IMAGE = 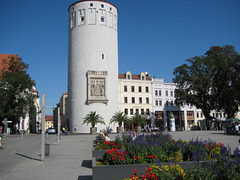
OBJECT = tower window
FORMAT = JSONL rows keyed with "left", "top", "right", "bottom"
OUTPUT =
{"left": 101, "top": 4, "right": 104, "bottom": 8}
{"left": 102, "top": 54, "right": 104, "bottom": 59}
{"left": 90, "top": 3, "right": 93, "bottom": 7}
{"left": 101, "top": 17, "right": 105, "bottom": 22}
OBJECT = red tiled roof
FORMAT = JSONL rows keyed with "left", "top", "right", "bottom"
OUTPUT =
{"left": 118, "top": 73, "right": 151, "bottom": 80}
{"left": 31, "top": 88, "right": 38, "bottom": 92}
{"left": 45, "top": 115, "right": 53, "bottom": 121}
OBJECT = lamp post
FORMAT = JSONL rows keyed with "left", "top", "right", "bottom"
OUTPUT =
{"left": 41, "top": 93, "right": 46, "bottom": 161}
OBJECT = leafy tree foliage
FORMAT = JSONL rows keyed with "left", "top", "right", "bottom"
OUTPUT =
{"left": 110, "top": 111, "right": 129, "bottom": 127}
{"left": 173, "top": 45, "right": 240, "bottom": 129}
{"left": 131, "top": 113, "right": 147, "bottom": 126}
{"left": 82, "top": 111, "right": 105, "bottom": 127}
{"left": 0, "top": 56, "right": 36, "bottom": 128}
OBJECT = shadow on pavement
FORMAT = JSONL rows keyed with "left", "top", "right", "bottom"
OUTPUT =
{"left": 77, "top": 175, "right": 92, "bottom": 180}
{"left": 81, "top": 160, "right": 92, "bottom": 168}
{"left": 16, "top": 153, "right": 41, "bottom": 161}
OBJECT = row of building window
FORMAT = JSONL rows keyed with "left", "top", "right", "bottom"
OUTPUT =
{"left": 126, "top": 75, "right": 145, "bottom": 80}
{"left": 155, "top": 90, "right": 174, "bottom": 97}
{"left": 124, "top": 97, "right": 149, "bottom": 104}
{"left": 124, "top": 85, "right": 149, "bottom": 93}
{"left": 90, "top": 3, "right": 112, "bottom": 11}
{"left": 124, "top": 108, "right": 150, "bottom": 115}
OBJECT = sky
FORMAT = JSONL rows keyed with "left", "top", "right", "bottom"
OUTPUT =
{"left": 0, "top": 0, "right": 240, "bottom": 115}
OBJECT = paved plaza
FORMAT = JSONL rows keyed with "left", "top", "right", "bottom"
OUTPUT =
{"left": 0, "top": 131, "right": 239, "bottom": 180}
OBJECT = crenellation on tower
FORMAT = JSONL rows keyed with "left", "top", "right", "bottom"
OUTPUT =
{"left": 69, "top": 0, "right": 117, "bottom": 31}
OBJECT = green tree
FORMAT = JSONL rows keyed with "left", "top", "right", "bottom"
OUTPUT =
{"left": 82, "top": 111, "right": 105, "bottom": 127}
{"left": 173, "top": 45, "right": 240, "bottom": 129}
{"left": 206, "top": 45, "right": 240, "bottom": 119}
{"left": 110, "top": 111, "right": 129, "bottom": 127}
{"left": 0, "top": 56, "right": 36, "bottom": 129}
{"left": 131, "top": 113, "right": 146, "bottom": 127}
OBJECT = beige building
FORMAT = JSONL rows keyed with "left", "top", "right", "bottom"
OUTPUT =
{"left": 118, "top": 71, "right": 152, "bottom": 130}
{"left": 45, "top": 115, "right": 53, "bottom": 130}
{"left": 53, "top": 92, "right": 69, "bottom": 132}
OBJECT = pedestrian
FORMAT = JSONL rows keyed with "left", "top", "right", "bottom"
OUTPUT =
{"left": 234, "top": 139, "right": 240, "bottom": 157}
{"left": 99, "top": 130, "right": 106, "bottom": 139}
{"left": 235, "top": 123, "right": 239, "bottom": 135}
{"left": 74, "top": 126, "right": 77, "bottom": 134}
{"left": 104, "top": 133, "right": 111, "bottom": 141}
{"left": 132, "top": 131, "right": 137, "bottom": 141}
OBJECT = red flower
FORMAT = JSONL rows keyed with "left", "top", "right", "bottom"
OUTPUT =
{"left": 147, "top": 167, "right": 152, "bottom": 172}
{"left": 133, "top": 156, "right": 136, "bottom": 160}
{"left": 153, "top": 155, "right": 156, "bottom": 159}
{"left": 137, "top": 156, "right": 141, "bottom": 160}
{"left": 134, "top": 169, "right": 138, "bottom": 175}
{"left": 120, "top": 157, "right": 125, "bottom": 161}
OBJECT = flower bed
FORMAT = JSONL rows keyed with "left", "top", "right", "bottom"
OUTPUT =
{"left": 93, "top": 138, "right": 125, "bottom": 158}
{"left": 124, "top": 157, "right": 240, "bottom": 180}
{"left": 98, "top": 133, "right": 229, "bottom": 165}
{"left": 92, "top": 133, "right": 240, "bottom": 180}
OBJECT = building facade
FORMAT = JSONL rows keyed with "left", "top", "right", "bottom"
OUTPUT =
{"left": 68, "top": 0, "right": 119, "bottom": 133}
{"left": 119, "top": 71, "right": 153, "bottom": 129}
{"left": 152, "top": 77, "right": 198, "bottom": 131}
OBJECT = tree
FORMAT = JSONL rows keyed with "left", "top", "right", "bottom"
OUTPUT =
{"left": 0, "top": 55, "right": 36, "bottom": 129}
{"left": 206, "top": 45, "right": 240, "bottom": 119}
{"left": 173, "top": 45, "right": 240, "bottom": 129}
{"left": 110, "top": 111, "right": 129, "bottom": 127}
{"left": 82, "top": 111, "right": 105, "bottom": 128}
{"left": 131, "top": 113, "right": 146, "bottom": 127}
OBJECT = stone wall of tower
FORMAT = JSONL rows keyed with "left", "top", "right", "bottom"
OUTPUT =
{"left": 68, "top": 0, "right": 119, "bottom": 133}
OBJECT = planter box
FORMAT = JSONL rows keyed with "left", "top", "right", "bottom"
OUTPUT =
{"left": 117, "top": 127, "right": 124, "bottom": 134}
{"left": 92, "top": 157, "right": 204, "bottom": 180}
{"left": 90, "top": 127, "right": 97, "bottom": 135}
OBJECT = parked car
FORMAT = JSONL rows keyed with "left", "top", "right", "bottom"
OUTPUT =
{"left": 47, "top": 128, "right": 56, "bottom": 134}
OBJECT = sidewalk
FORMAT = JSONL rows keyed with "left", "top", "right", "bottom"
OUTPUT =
{"left": 1, "top": 134, "right": 98, "bottom": 180}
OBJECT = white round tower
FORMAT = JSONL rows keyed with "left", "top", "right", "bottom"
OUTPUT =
{"left": 68, "top": 0, "right": 119, "bottom": 133}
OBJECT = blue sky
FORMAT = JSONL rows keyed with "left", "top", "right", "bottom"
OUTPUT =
{"left": 1, "top": 0, "right": 240, "bottom": 115}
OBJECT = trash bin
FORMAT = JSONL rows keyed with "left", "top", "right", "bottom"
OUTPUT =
{"left": 45, "top": 143, "right": 50, "bottom": 156}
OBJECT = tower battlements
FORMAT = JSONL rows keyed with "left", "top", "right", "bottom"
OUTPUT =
{"left": 68, "top": 0, "right": 118, "bottom": 31}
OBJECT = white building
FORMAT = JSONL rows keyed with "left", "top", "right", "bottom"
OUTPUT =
{"left": 152, "top": 77, "right": 197, "bottom": 131}
{"left": 68, "top": 0, "right": 119, "bottom": 133}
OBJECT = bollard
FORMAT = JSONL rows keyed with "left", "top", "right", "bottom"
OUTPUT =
{"left": 0, "top": 136, "right": 3, "bottom": 149}
{"left": 45, "top": 143, "right": 50, "bottom": 156}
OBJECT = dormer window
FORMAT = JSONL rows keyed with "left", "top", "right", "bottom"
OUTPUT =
{"left": 142, "top": 76, "right": 145, "bottom": 80}
{"left": 127, "top": 75, "right": 130, "bottom": 79}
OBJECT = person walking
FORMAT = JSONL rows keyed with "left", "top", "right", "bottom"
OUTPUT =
{"left": 235, "top": 123, "right": 239, "bottom": 135}
{"left": 234, "top": 139, "right": 240, "bottom": 157}
{"left": 74, "top": 126, "right": 77, "bottom": 134}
